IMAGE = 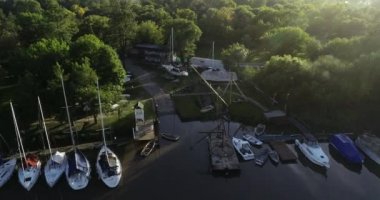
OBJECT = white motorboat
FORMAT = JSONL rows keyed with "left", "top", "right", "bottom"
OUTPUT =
{"left": 162, "top": 64, "right": 189, "bottom": 77}
{"left": 60, "top": 76, "right": 91, "bottom": 190}
{"left": 95, "top": 80, "right": 122, "bottom": 188}
{"left": 295, "top": 139, "right": 330, "bottom": 168}
{"left": 242, "top": 133, "right": 263, "bottom": 146}
{"left": 38, "top": 97, "right": 67, "bottom": 187}
{"left": 0, "top": 157, "right": 16, "bottom": 188}
{"left": 11, "top": 101, "right": 41, "bottom": 191}
{"left": 355, "top": 133, "right": 380, "bottom": 164}
{"left": 232, "top": 137, "right": 255, "bottom": 160}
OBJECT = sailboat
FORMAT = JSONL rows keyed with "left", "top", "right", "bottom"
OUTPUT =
{"left": 60, "top": 77, "right": 91, "bottom": 190}
{"left": 95, "top": 80, "right": 122, "bottom": 188}
{"left": 10, "top": 101, "right": 41, "bottom": 191}
{"left": 161, "top": 27, "right": 188, "bottom": 77}
{"left": 38, "top": 97, "right": 67, "bottom": 187}
{"left": 0, "top": 156, "right": 16, "bottom": 188}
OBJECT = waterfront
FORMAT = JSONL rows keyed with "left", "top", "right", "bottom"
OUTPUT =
{"left": 1, "top": 114, "right": 380, "bottom": 200}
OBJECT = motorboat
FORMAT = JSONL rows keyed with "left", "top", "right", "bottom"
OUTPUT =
{"left": 95, "top": 80, "right": 122, "bottom": 188}
{"left": 242, "top": 133, "right": 263, "bottom": 146}
{"left": 355, "top": 133, "right": 380, "bottom": 164}
{"left": 96, "top": 146, "right": 122, "bottom": 188}
{"left": 255, "top": 148, "right": 269, "bottom": 166}
{"left": 295, "top": 138, "right": 330, "bottom": 168}
{"left": 162, "top": 64, "right": 189, "bottom": 77}
{"left": 38, "top": 97, "right": 67, "bottom": 187}
{"left": 141, "top": 140, "right": 158, "bottom": 157}
{"left": 232, "top": 137, "right": 254, "bottom": 160}
{"left": 11, "top": 101, "right": 41, "bottom": 191}
{"left": 254, "top": 124, "right": 266, "bottom": 136}
{"left": 0, "top": 156, "right": 16, "bottom": 188}
{"left": 65, "top": 150, "right": 91, "bottom": 190}
{"left": 268, "top": 150, "right": 280, "bottom": 164}
{"left": 61, "top": 76, "right": 91, "bottom": 190}
{"left": 330, "top": 133, "right": 364, "bottom": 164}
{"left": 161, "top": 133, "right": 180, "bottom": 141}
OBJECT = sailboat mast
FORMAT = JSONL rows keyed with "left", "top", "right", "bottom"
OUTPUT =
{"left": 15, "top": 125, "right": 25, "bottom": 172}
{"left": 212, "top": 41, "right": 215, "bottom": 69}
{"left": 60, "top": 76, "right": 76, "bottom": 147}
{"left": 10, "top": 101, "right": 26, "bottom": 171}
{"left": 38, "top": 96, "right": 53, "bottom": 158}
{"left": 171, "top": 27, "right": 174, "bottom": 63}
{"left": 96, "top": 80, "right": 107, "bottom": 148}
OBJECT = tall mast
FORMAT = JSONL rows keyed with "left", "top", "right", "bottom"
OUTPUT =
{"left": 212, "top": 41, "right": 215, "bottom": 69}
{"left": 60, "top": 76, "right": 76, "bottom": 147}
{"left": 38, "top": 96, "right": 53, "bottom": 158}
{"left": 96, "top": 80, "right": 107, "bottom": 148}
{"left": 171, "top": 27, "right": 174, "bottom": 63}
{"left": 10, "top": 101, "right": 26, "bottom": 172}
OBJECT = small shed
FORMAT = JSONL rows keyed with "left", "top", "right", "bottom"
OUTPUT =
{"left": 134, "top": 102, "right": 144, "bottom": 122}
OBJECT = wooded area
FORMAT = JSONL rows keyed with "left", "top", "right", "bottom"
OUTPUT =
{"left": 1, "top": 0, "right": 380, "bottom": 133}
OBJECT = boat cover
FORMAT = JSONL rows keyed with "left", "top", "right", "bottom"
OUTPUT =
{"left": 52, "top": 151, "right": 65, "bottom": 164}
{"left": 331, "top": 134, "right": 364, "bottom": 163}
{"left": 25, "top": 154, "right": 39, "bottom": 167}
{"left": 99, "top": 153, "right": 119, "bottom": 176}
{"left": 75, "top": 150, "right": 88, "bottom": 172}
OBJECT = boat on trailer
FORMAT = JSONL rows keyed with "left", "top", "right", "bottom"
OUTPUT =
{"left": 11, "top": 101, "right": 41, "bottom": 191}
{"left": 242, "top": 133, "right": 263, "bottom": 146}
{"left": 38, "top": 97, "right": 67, "bottom": 187}
{"left": 355, "top": 133, "right": 380, "bottom": 164}
{"left": 232, "top": 137, "right": 255, "bottom": 160}
{"left": 95, "top": 80, "right": 122, "bottom": 188}
{"left": 330, "top": 133, "right": 364, "bottom": 164}
{"left": 161, "top": 133, "right": 180, "bottom": 141}
{"left": 60, "top": 76, "right": 91, "bottom": 190}
{"left": 0, "top": 156, "right": 16, "bottom": 188}
{"left": 295, "top": 138, "right": 330, "bottom": 168}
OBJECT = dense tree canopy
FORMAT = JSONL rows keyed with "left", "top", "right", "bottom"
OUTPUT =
{"left": 1, "top": 0, "right": 380, "bottom": 132}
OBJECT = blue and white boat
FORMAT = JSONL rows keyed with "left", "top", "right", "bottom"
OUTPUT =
{"left": 295, "top": 138, "right": 330, "bottom": 168}
{"left": 330, "top": 134, "right": 364, "bottom": 164}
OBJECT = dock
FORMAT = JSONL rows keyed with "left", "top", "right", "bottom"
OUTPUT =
{"left": 257, "top": 133, "right": 303, "bottom": 142}
{"left": 209, "top": 132, "right": 240, "bottom": 172}
{"left": 269, "top": 141, "right": 297, "bottom": 162}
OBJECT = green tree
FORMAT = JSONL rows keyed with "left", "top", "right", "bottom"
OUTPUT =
{"left": 79, "top": 15, "right": 110, "bottom": 40}
{"left": 260, "top": 26, "right": 321, "bottom": 59}
{"left": 221, "top": 43, "right": 249, "bottom": 66}
{"left": 175, "top": 8, "right": 197, "bottom": 21}
{"left": 163, "top": 18, "right": 202, "bottom": 59}
{"left": 135, "top": 20, "right": 164, "bottom": 44}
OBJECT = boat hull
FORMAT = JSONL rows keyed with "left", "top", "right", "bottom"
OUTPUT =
{"left": 96, "top": 146, "right": 122, "bottom": 188}
{"left": 232, "top": 137, "right": 255, "bottom": 161}
{"left": 355, "top": 135, "right": 380, "bottom": 165}
{"left": 295, "top": 139, "right": 330, "bottom": 168}
{"left": 44, "top": 153, "right": 67, "bottom": 187}
{"left": 330, "top": 134, "right": 364, "bottom": 164}
{"left": 0, "top": 158, "right": 16, "bottom": 188}
{"left": 18, "top": 161, "right": 41, "bottom": 191}
{"left": 161, "top": 133, "right": 180, "bottom": 141}
{"left": 65, "top": 150, "right": 91, "bottom": 190}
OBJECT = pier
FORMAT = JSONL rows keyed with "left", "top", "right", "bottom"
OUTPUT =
{"left": 269, "top": 141, "right": 297, "bottom": 162}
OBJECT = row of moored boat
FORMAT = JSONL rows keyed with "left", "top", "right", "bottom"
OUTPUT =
{"left": 0, "top": 78, "right": 122, "bottom": 191}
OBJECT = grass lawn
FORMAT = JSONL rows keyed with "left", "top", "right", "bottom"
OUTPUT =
{"left": 228, "top": 102, "right": 264, "bottom": 126}
{"left": 172, "top": 96, "right": 217, "bottom": 121}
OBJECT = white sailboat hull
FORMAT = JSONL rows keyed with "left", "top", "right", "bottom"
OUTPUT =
{"left": 18, "top": 161, "right": 41, "bottom": 191}
{"left": 65, "top": 151, "right": 91, "bottom": 190}
{"left": 44, "top": 152, "right": 67, "bottom": 187}
{"left": 0, "top": 158, "right": 16, "bottom": 188}
{"left": 295, "top": 139, "right": 330, "bottom": 168}
{"left": 96, "top": 146, "right": 122, "bottom": 188}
